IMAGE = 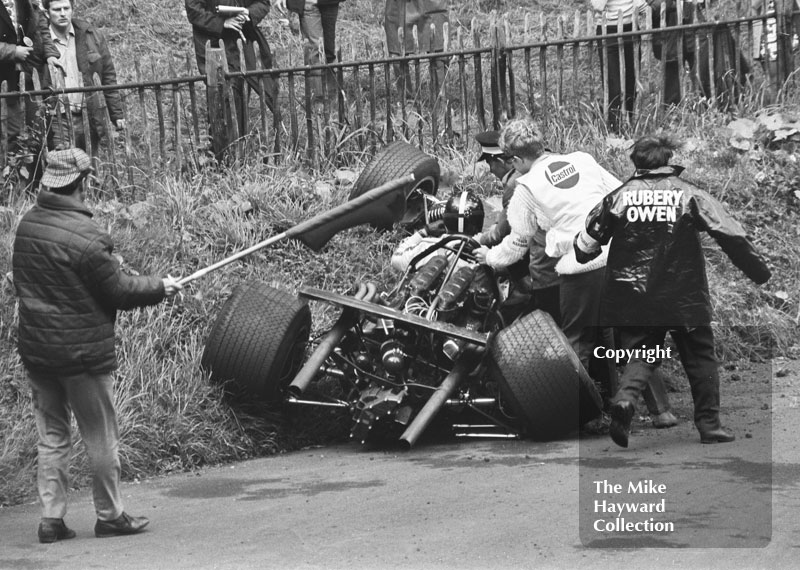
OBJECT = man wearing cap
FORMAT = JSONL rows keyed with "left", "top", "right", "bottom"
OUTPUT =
{"left": 472, "top": 129, "right": 560, "bottom": 323}
{"left": 12, "top": 148, "right": 182, "bottom": 543}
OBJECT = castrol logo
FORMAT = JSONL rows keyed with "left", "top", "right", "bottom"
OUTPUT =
{"left": 545, "top": 161, "right": 580, "bottom": 189}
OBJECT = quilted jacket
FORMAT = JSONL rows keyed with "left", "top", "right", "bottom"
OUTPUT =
{"left": 578, "top": 165, "right": 771, "bottom": 327}
{"left": 13, "top": 191, "right": 165, "bottom": 375}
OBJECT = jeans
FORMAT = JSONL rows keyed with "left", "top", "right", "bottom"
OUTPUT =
{"left": 613, "top": 326, "right": 721, "bottom": 433}
{"left": 300, "top": 2, "right": 340, "bottom": 101}
{"left": 28, "top": 369, "right": 124, "bottom": 521}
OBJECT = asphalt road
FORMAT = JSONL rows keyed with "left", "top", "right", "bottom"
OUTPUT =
{"left": 1, "top": 360, "right": 797, "bottom": 570}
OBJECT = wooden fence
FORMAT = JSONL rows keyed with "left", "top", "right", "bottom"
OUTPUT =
{"left": 0, "top": 1, "right": 798, "bottom": 196}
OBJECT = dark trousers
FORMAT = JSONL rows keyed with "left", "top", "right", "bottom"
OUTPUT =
{"left": 613, "top": 325, "right": 721, "bottom": 433}
{"left": 656, "top": 7, "right": 751, "bottom": 110}
{"left": 530, "top": 284, "right": 560, "bottom": 325}
{"left": 597, "top": 23, "right": 637, "bottom": 132}
{"left": 300, "top": 2, "right": 340, "bottom": 101}
{"left": 559, "top": 267, "right": 604, "bottom": 371}
{"left": 49, "top": 111, "right": 102, "bottom": 154}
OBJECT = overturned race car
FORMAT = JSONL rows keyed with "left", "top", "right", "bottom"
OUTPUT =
{"left": 200, "top": 143, "right": 603, "bottom": 448}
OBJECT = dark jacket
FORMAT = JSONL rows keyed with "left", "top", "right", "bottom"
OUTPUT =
{"left": 185, "top": 0, "right": 273, "bottom": 74}
{"left": 0, "top": 0, "right": 59, "bottom": 88}
{"left": 71, "top": 18, "right": 123, "bottom": 124}
{"left": 13, "top": 191, "right": 165, "bottom": 376}
{"left": 580, "top": 165, "right": 770, "bottom": 327}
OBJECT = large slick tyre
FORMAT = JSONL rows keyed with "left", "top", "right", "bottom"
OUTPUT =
{"left": 202, "top": 281, "right": 311, "bottom": 403}
{"left": 350, "top": 141, "right": 440, "bottom": 229}
{"left": 488, "top": 310, "right": 603, "bottom": 439}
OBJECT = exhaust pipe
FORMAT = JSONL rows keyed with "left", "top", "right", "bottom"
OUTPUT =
{"left": 399, "top": 357, "right": 472, "bottom": 448}
{"left": 287, "top": 282, "right": 376, "bottom": 397}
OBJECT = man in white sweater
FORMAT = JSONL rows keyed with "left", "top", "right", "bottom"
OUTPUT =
{"left": 475, "top": 119, "right": 620, "bottom": 370}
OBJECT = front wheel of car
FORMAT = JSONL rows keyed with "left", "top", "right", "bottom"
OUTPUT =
{"left": 487, "top": 310, "right": 603, "bottom": 439}
{"left": 350, "top": 141, "right": 440, "bottom": 230}
{"left": 201, "top": 281, "right": 311, "bottom": 403}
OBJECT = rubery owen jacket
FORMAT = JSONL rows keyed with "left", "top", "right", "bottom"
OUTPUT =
{"left": 576, "top": 165, "right": 771, "bottom": 327}
{"left": 13, "top": 190, "right": 165, "bottom": 375}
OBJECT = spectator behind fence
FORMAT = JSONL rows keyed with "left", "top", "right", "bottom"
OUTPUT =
{"left": 12, "top": 148, "right": 182, "bottom": 543}
{"left": 44, "top": 0, "right": 124, "bottom": 154}
{"left": 751, "top": 0, "right": 800, "bottom": 103}
{"left": 274, "top": 0, "right": 343, "bottom": 106}
{"left": 590, "top": 0, "right": 647, "bottom": 132}
{"left": 185, "top": 0, "right": 279, "bottom": 136}
{"left": 574, "top": 135, "right": 771, "bottom": 448}
{"left": 0, "top": 0, "right": 60, "bottom": 158}
{"left": 650, "top": 0, "right": 751, "bottom": 110}
{"left": 384, "top": 0, "right": 449, "bottom": 97}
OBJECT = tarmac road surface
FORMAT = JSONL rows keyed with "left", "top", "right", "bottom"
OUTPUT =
{"left": 0, "top": 359, "right": 797, "bottom": 570}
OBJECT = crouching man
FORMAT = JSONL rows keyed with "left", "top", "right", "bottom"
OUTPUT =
{"left": 12, "top": 149, "right": 182, "bottom": 542}
{"left": 574, "top": 135, "right": 771, "bottom": 448}
{"left": 391, "top": 189, "right": 485, "bottom": 272}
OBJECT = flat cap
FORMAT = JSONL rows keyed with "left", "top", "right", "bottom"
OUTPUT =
{"left": 41, "top": 148, "right": 93, "bottom": 189}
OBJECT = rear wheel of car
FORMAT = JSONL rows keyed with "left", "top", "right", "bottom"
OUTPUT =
{"left": 488, "top": 310, "right": 603, "bottom": 439}
{"left": 201, "top": 281, "right": 311, "bottom": 403}
{"left": 350, "top": 141, "right": 440, "bottom": 230}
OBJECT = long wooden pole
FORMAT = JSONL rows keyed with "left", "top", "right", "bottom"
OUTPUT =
{"left": 178, "top": 173, "right": 416, "bottom": 286}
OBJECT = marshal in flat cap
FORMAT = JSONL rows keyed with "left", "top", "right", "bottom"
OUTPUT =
{"left": 41, "top": 148, "right": 93, "bottom": 190}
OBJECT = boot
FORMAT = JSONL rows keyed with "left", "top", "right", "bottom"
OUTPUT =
{"left": 609, "top": 400, "right": 635, "bottom": 448}
{"left": 699, "top": 427, "right": 735, "bottom": 444}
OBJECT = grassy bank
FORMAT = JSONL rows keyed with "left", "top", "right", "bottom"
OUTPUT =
{"left": 1, "top": 0, "right": 799, "bottom": 507}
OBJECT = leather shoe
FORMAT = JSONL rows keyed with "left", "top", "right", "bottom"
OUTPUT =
{"left": 94, "top": 512, "right": 150, "bottom": 538}
{"left": 609, "top": 401, "right": 635, "bottom": 448}
{"left": 700, "top": 427, "right": 735, "bottom": 444}
{"left": 38, "top": 518, "right": 76, "bottom": 543}
{"left": 652, "top": 411, "right": 678, "bottom": 429}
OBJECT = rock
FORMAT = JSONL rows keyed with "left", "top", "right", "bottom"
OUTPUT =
{"left": 606, "top": 135, "right": 632, "bottom": 150}
{"left": 334, "top": 169, "right": 357, "bottom": 185}
{"left": 124, "top": 201, "right": 153, "bottom": 229}
{"left": 314, "top": 181, "right": 334, "bottom": 200}
{"left": 210, "top": 196, "right": 253, "bottom": 216}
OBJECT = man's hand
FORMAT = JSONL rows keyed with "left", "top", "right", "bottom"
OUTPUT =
{"left": 474, "top": 246, "right": 489, "bottom": 265}
{"left": 223, "top": 14, "right": 248, "bottom": 32}
{"left": 14, "top": 46, "right": 32, "bottom": 62}
{"left": 162, "top": 275, "right": 183, "bottom": 297}
{"left": 47, "top": 56, "right": 66, "bottom": 75}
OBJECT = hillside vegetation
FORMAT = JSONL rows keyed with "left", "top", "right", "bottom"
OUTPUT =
{"left": 0, "top": 0, "right": 798, "bottom": 507}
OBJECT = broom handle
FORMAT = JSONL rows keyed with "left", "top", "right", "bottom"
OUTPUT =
{"left": 178, "top": 231, "right": 288, "bottom": 286}
{"left": 178, "top": 173, "right": 416, "bottom": 286}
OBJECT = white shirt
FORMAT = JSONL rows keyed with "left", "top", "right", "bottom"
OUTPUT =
{"left": 591, "top": 0, "right": 646, "bottom": 24}
{"left": 50, "top": 23, "right": 83, "bottom": 112}
{"left": 391, "top": 232, "right": 473, "bottom": 273}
